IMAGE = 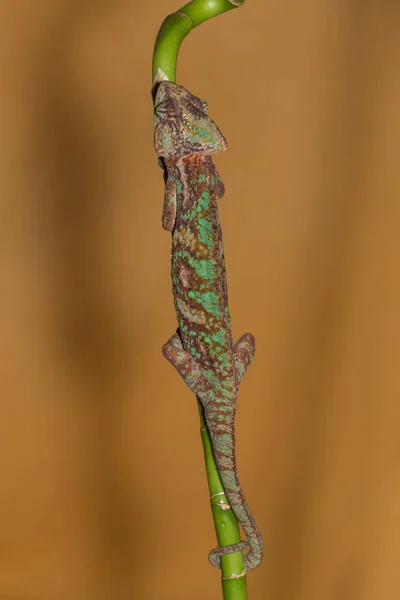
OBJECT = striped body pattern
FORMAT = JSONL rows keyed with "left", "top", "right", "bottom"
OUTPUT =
{"left": 154, "top": 81, "right": 263, "bottom": 573}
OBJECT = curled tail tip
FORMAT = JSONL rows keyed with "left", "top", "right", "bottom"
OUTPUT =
{"left": 208, "top": 540, "right": 249, "bottom": 569}
{"left": 208, "top": 543, "right": 264, "bottom": 573}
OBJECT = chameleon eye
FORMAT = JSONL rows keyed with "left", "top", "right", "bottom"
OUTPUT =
{"left": 155, "top": 99, "right": 172, "bottom": 120}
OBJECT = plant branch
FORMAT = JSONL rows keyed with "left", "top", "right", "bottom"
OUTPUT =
{"left": 198, "top": 400, "right": 248, "bottom": 600}
{"left": 152, "top": 0, "right": 244, "bottom": 85}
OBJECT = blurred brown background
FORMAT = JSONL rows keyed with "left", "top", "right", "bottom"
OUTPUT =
{"left": 0, "top": 1, "right": 399, "bottom": 599}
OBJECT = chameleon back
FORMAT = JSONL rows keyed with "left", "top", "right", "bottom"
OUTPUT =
{"left": 170, "top": 154, "right": 238, "bottom": 398}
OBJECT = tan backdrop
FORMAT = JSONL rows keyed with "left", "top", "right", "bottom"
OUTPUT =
{"left": 1, "top": 1, "right": 399, "bottom": 599}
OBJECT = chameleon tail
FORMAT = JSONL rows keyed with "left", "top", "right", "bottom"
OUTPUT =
{"left": 205, "top": 404, "right": 264, "bottom": 573}
{"left": 206, "top": 333, "right": 263, "bottom": 572}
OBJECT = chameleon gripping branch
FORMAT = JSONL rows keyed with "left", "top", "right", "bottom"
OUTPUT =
{"left": 152, "top": 1, "right": 263, "bottom": 596}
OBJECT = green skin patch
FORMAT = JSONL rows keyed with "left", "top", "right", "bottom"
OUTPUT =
{"left": 154, "top": 81, "right": 263, "bottom": 573}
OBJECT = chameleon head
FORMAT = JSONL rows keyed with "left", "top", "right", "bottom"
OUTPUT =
{"left": 154, "top": 81, "right": 227, "bottom": 158}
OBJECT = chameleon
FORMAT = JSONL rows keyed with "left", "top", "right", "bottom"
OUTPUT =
{"left": 153, "top": 80, "right": 263, "bottom": 573}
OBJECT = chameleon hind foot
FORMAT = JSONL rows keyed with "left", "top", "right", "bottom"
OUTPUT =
{"left": 162, "top": 330, "right": 209, "bottom": 400}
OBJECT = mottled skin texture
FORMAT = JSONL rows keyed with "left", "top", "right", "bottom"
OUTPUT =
{"left": 154, "top": 81, "right": 263, "bottom": 573}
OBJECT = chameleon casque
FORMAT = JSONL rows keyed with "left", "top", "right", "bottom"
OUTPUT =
{"left": 154, "top": 80, "right": 263, "bottom": 573}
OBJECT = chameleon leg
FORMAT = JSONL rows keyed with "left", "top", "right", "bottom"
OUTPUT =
{"left": 162, "top": 172, "right": 177, "bottom": 232}
{"left": 214, "top": 168, "right": 225, "bottom": 200}
{"left": 162, "top": 331, "right": 209, "bottom": 400}
{"left": 233, "top": 333, "right": 256, "bottom": 384}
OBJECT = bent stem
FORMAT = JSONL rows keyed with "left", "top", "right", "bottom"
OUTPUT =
{"left": 152, "top": 0, "right": 245, "bottom": 85}
{"left": 153, "top": 2, "right": 247, "bottom": 599}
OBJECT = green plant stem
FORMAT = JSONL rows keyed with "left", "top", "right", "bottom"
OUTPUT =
{"left": 152, "top": 2, "right": 247, "bottom": 598}
{"left": 198, "top": 399, "right": 247, "bottom": 600}
{"left": 152, "top": 0, "right": 245, "bottom": 84}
